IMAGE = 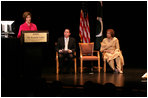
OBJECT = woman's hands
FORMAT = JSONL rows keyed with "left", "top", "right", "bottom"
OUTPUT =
{"left": 104, "top": 50, "right": 114, "bottom": 54}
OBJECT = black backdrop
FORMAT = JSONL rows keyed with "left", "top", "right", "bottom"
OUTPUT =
{"left": 1, "top": 1, "right": 147, "bottom": 69}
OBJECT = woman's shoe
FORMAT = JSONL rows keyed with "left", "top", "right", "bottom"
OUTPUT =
{"left": 114, "top": 68, "right": 118, "bottom": 73}
{"left": 118, "top": 70, "right": 123, "bottom": 74}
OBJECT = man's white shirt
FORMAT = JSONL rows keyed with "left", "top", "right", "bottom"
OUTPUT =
{"left": 64, "top": 37, "right": 69, "bottom": 50}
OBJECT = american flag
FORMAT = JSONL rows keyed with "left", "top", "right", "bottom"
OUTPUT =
{"left": 79, "top": 9, "right": 90, "bottom": 43}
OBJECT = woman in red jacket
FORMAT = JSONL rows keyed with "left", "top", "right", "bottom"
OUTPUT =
{"left": 17, "top": 11, "right": 37, "bottom": 38}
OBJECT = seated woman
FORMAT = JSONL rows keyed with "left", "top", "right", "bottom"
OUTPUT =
{"left": 100, "top": 29, "right": 124, "bottom": 73}
{"left": 17, "top": 11, "right": 37, "bottom": 38}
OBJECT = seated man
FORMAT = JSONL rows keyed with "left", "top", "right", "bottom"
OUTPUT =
{"left": 56, "top": 28, "right": 76, "bottom": 73}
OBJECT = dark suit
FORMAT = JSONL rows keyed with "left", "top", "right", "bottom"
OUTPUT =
{"left": 56, "top": 37, "right": 76, "bottom": 73}
{"left": 56, "top": 37, "right": 76, "bottom": 53}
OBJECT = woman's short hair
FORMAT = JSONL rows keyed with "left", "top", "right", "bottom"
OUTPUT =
{"left": 22, "top": 11, "right": 32, "bottom": 20}
{"left": 106, "top": 29, "right": 115, "bottom": 37}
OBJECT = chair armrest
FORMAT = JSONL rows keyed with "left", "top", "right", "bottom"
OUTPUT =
{"left": 102, "top": 52, "right": 106, "bottom": 57}
{"left": 74, "top": 51, "right": 76, "bottom": 55}
{"left": 74, "top": 51, "right": 77, "bottom": 58}
{"left": 80, "top": 51, "right": 82, "bottom": 58}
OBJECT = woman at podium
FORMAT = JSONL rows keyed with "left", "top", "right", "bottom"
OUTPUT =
{"left": 17, "top": 11, "right": 37, "bottom": 38}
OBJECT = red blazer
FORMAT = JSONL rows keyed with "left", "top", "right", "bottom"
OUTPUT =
{"left": 17, "top": 22, "right": 37, "bottom": 38}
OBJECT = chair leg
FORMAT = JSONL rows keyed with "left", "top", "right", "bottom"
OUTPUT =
{"left": 56, "top": 52, "right": 59, "bottom": 74}
{"left": 56, "top": 59, "right": 59, "bottom": 74}
{"left": 104, "top": 60, "right": 106, "bottom": 73}
{"left": 98, "top": 59, "right": 100, "bottom": 72}
{"left": 80, "top": 59, "right": 83, "bottom": 73}
{"left": 74, "top": 58, "right": 77, "bottom": 73}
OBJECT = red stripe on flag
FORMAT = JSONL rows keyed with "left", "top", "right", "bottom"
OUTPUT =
{"left": 79, "top": 9, "right": 90, "bottom": 43}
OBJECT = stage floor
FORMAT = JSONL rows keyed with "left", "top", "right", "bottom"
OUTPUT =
{"left": 42, "top": 68, "right": 147, "bottom": 87}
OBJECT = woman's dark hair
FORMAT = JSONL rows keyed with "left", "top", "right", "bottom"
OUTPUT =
{"left": 22, "top": 11, "right": 32, "bottom": 20}
{"left": 106, "top": 29, "right": 115, "bottom": 37}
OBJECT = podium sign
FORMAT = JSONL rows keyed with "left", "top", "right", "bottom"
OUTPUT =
{"left": 21, "top": 31, "right": 49, "bottom": 43}
{"left": 24, "top": 33, "right": 47, "bottom": 43}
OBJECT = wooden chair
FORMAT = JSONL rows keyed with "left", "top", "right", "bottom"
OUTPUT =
{"left": 102, "top": 52, "right": 107, "bottom": 72}
{"left": 79, "top": 43, "right": 100, "bottom": 73}
{"left": 102, "top": 51, "right": 123, "bottom": 73}
{"left": 56, "top": 51, "right": 77, "bottom": 74}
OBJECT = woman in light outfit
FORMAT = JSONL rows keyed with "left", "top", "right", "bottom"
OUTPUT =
{"left": 100, "top": 29, "right": 124, "bottom": 73}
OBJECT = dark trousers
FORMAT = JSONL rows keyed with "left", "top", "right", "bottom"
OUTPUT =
{"left": 58, "top": 52, "right": 74, "bottom": 73}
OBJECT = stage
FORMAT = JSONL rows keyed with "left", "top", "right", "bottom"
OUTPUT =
{"left": 1, "top": 64, "right": 147, "bottom": 97}
{"left": 42, "top": 68, "right": 147, "bottom": 87}
{"left": 36, "top": 68, "right": 146, "bottom": 97}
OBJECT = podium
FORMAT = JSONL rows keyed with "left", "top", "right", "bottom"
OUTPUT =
{"left": 20, "top": 31, "right": 49, "bottom": 79}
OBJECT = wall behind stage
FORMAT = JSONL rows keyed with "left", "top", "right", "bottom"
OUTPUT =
{"left": 1, "top": 1, "right": 147, "bottom": 68}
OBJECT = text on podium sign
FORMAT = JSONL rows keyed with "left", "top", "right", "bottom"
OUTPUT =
{"left": 24, "top": 32, "right": 47, "bottom": 43}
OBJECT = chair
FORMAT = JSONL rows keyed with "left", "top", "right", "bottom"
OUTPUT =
{"left": 102, "top": 52, "right": 107, "bottom": 72}
{"left": 56, "top": 48, "right": 77, "bottom": 74}
{"left": 79, "top": 43, "right": 100, "bottom": 73}
{"left": 102, "top": 51, "right": 123, "bottom": 73}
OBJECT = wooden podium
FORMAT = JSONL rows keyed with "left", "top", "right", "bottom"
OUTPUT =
{"left": 20, "top": 31, "right": 49, "bottom": 79}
